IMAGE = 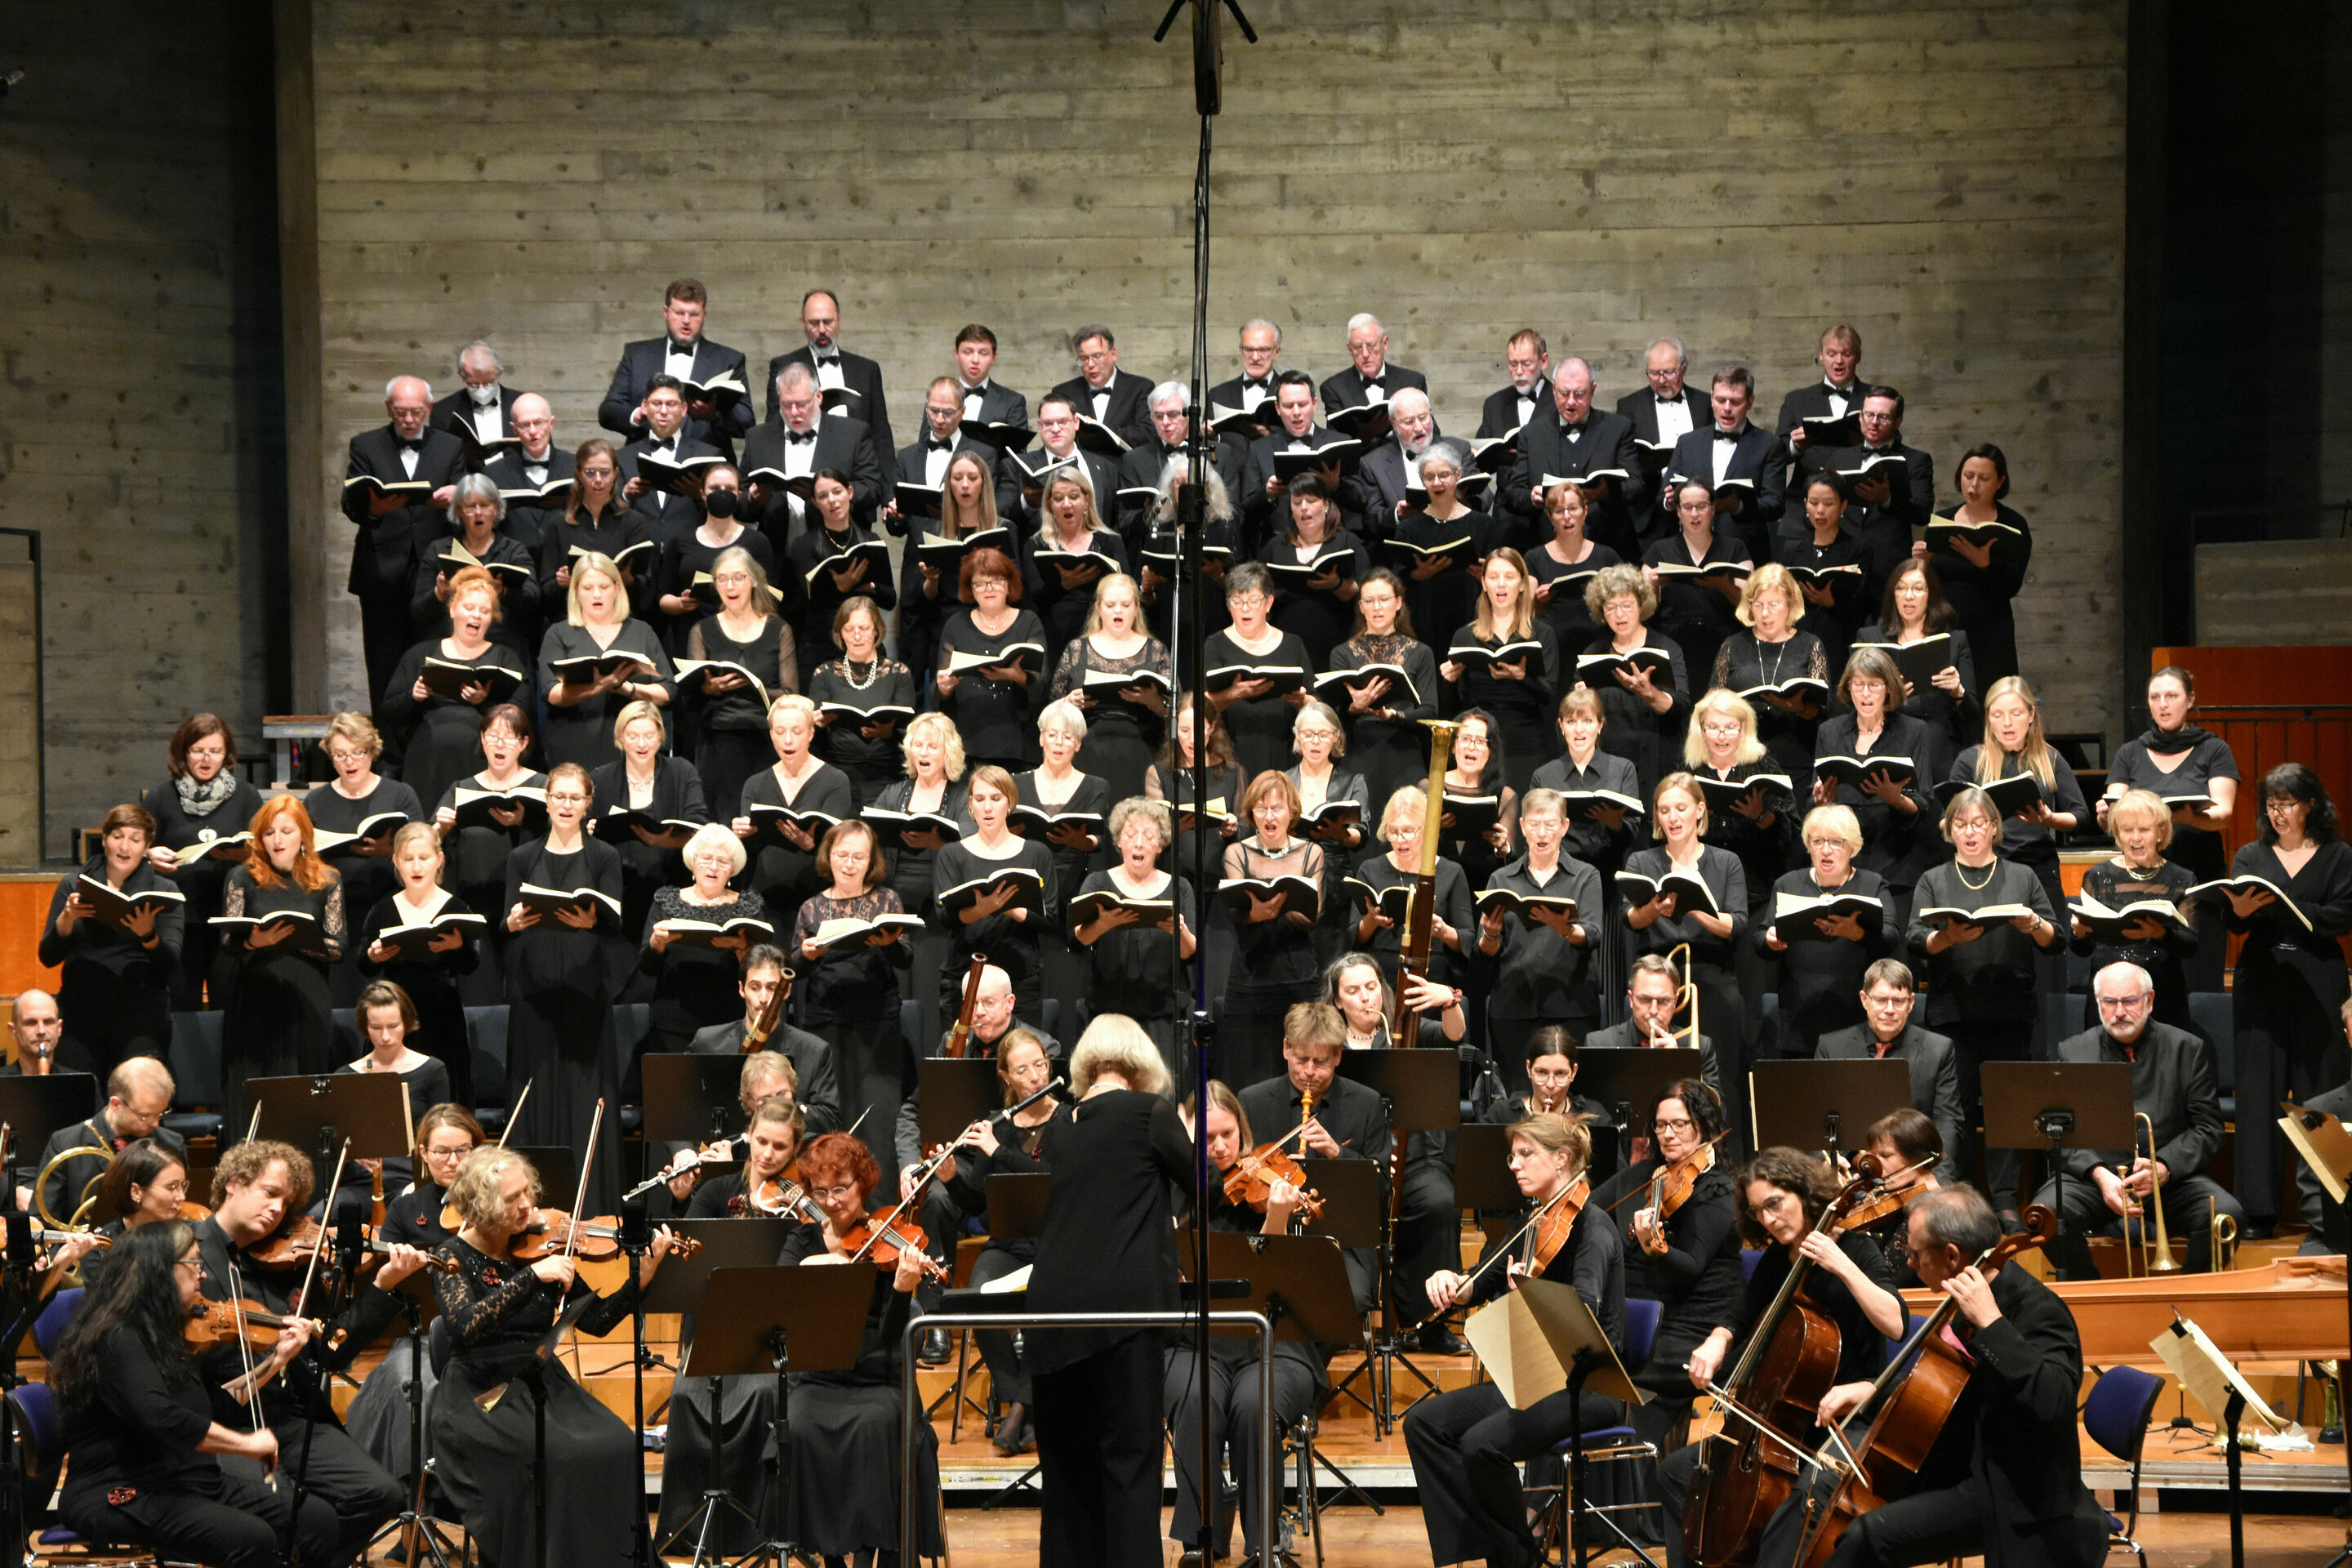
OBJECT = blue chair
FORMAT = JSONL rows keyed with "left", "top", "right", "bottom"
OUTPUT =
{"left": 163, "top": 1012, "right": 224, "bottom": 1143}
{"left": 2081, "top": 1365, "right": 2165, "bottom": 1566}
{"left": 32, "top": 1289, "right": 82, "bottom": 1361}
{"left": 1740, "top": 1247, "right": 1765, "bottom": 1282}
{"left": 1534, "top": 1296, "right": 1664, "bottom": 1562}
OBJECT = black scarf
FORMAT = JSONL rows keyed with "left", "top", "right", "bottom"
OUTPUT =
{"left": 2137, "top": 723, "right": 2217, "bottom": 756}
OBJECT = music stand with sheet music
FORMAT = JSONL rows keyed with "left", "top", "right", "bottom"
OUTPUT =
{"left": 1981, "top": 1061, "right": 2133, "bottom": 1258}
{"left": 0, "top": 1072, "right": 100, "bottom": 1218}
{"left": 2152, "top": 1312, "right": 2287, "bottom": 1568}
{"left": 1336, "top": 1048, "right": 1460, "bottom": 1423}
{"left": 683, "top": 1265, "right": 879, "bottom": 1568}
{"left": 1749, "top": 1060, "right": 1913, "bottom": 1162}
{"left": 1574, "top": 1049, "right": 1704, "bottom": 1173}
{"left": 639, "top": 1218, "right": 798, "bottom": 1567}
{"left": 247, "top": 1073, "right": 412, "bottom": 1226}
{"left": 2278, "top": 1098, "right": 2352, "bottom": 1562}
{"left": 915, "top": 1058, "right": 1000, "bottom": 1148}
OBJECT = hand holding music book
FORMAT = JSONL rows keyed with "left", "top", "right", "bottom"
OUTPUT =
{"left": 1316, "top": 663, "right": 1422, "bottom": 707}
{"left": 1933, "top": 773, "right": 2043, "bottom": 819}
{"left": 804, "top": 912, "right": 924, "bottom": 953}
{"left": 449, "top": 786, "right": 548, "bottom": 835}
{"left": 1216, "top": 874, "right": 1320, "bottom": 920}
{"left": 1067, "top": 889, "right": 1174, "bottom": 929}
{"left": 656, "top": 914, "right": 780, "bottom": 948}
{"left": 514, "top": 883, "right": 623, "bottom": 924}
{"left": 1814, "top": 753, "right": 1913, "bottom": 791}
{"left": 1614, "top": 868, "right": 1722, "bottom": 917}
{"left": 74, "top": 876, "right": 185, "bottom": 927}
{"left": 209, "top": 909, "right": 337, "bottom": 960}
{"left": 311, "top": 812, "right": 411, "bottom": 853}
{"left": 1344, "top": 877, "right": 1416, "bottom": 926}
{"left": 420, "top": 657, "right": 523, "bottom": 702}
{"left": 671, "top": 658, "right": 773, "bottom": 708}
{"left": 2068, "top": 893, "right": 2189, "bottom": 942}
{"left": 943, "top": 643, "right": 1045, "bottom": 677}
{"left": 937, "top": 866, "right": 1048, "bottom": 919}
{"left": 1272, "top": 441, "right": 1363, "bottom": 482}
{"left": 743, "top": 803, "right": 845, "bottom": 849}
{"left": 369, "top": 910, "right": 489, "bottom": 963}
{"left": 1771, "top": 889, "right": 1884, "bottom": 942}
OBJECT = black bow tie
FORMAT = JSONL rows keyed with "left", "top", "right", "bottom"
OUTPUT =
{"left": 1244, "top": 378, "right": 1269, "bottom": 390}
{"left": 1715, "top": 427, "right": 1741, "bottom": 442}
{"left": 399, "top": 437, "right": 425, "bottom": 452}
{"left": 1561, "top": 421, "right": 1585, "bottom": 437}
{"left": 785, "top": 430, "right": 817, "bottom": 444}
{"left": 964, "top": 382, "right": 989, "bottom": 397}
{"left": 667, "top": 340, "right": 695, "bottom": 357}
{"left": 1362, "top": 379, "right": 1384, "bottom": 393}
{"left": 925, "top": 436, "right": 953, "bottom": 451}
{"left": 814, "top": 351, "right": 839, "bottom": 365}
{"left": 1658, "top": 394, "right": 1682, "bottom": 405}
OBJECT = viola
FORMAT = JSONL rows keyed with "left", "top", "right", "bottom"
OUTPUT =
{"left": 749, "top": 1173, "right": 821, "bottom": 1223}
{"left": 1633, "top": 1134, "right": 1724, "bottom": 1258}
{"left": 184, "top": 1294, "right": 322, "bottom": 1355}
{"left": 246, "top": 1214, "right": 327, "bottom": 1270}
{"left": 836, "top": 1212, "right": 948, "bottom": 1281}
{"left": 1833, "top": 1181, "right": 1931, "bottom": 1236}
{"left": 1521, "top": 1175, "right": 1587, "bottom": 1274}
{"left": 1219, "top": 1143, "right": 1325, "bottom": 1223}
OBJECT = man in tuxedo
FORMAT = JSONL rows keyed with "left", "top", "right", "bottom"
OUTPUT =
{"left": 954, "top": 323, "right": 1029, "bottom": 443}
{"left": 1665, "top": 365, "right": 1784, "bottom": 559}
{"left": 1793, "top": 385, "right": 1934, "bottom": 605}
{"left": 1356, "top": 385, "right": 1446, "bottom": 537}
{"left": 765, "top": 287, "right": 895, "bottom": 466}
{"left": 2034, "top": 961, "right": 2243, "bottom": 1275}
{"left": 741, "top": 363, "right": 887, "bottom": 546}
{"left": 1012, "top": 395, "right": 1120, "bottom": 532}
{"left": 1771, "top": 320, "right": 1867, "bottom": 457}
{"left": 1813, "top": 959, "right": 1962, "bottom": 1182}
{"left": 618, "top": 375, "right": 723, "bottom": 546}
{"left": 1238, "top": 1003, "right": 1390, "bottom": 1313}
{"left": 1321, "top": 312, "right": 1431, "bottom": 439}
{"left": 1047, "top": 324, "right": 1155, "bottom": 450}
{"left": 1115, "top": 381, "right": 1196, "bottom": 539}
{"left": 479, "top": 392, "right": 573, "bottom": 547}
{"left": 430, "top": 340, "right": 532, "bottom": 470}
{"left": 1619, "top": 337, "right": 1709, "bottom": 520}
{"left": 597, "top": 277, "right": 756, "bottom": 462}
{"left": 343, "top": 374, "right": 466, "bottom": 705}
{"left": 1477, "top": 328, "right": 1552, "bottom": 439}
{"left": 1238, "top": 370, "right": 1368, "bottom": 554}
{"left": 1504, "top": 359, "right": 1646, "bottom": 555}
{"left": 887, "top": 375, "right": 1020, "bottom": 533}
{"left": 1206, "top": 318, "right": 1285, "bottom": 477}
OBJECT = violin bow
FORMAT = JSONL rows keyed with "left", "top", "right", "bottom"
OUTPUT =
{"left": 291, "top": 1138, "right": 353, "bottom": 1324}
{"left": 497, "top": 1079, "right": 532, "bottom": 1149}
{"left": 221, "top": 1255, "right": 277, "bottom": 1484}
{"left": 561, "top": 1100, "right": 607, "bottom": 1264}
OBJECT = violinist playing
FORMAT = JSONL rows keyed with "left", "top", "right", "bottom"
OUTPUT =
{"left": 1165, "top": 1079, "right": 1339, "bottom": 1566}
{"left": 653, "top": 1043, "right": 805, "bottom": 1220}
{"left": 429, "top": 1146, "right": 676, "bottom": 1568}
{"left": 191, "top": 1139, "right": 408, "bottom": 1568}
{"left": 1236, "top": 1002, "right": 1388, "bottom": 1311}
{"left": 1403, "top": 1111, "right": 1624, "bottom": 1568}
{"left": 777, "top": 1130, "right": 947, "bottom": 1566}
{"left": 40, "top": 1134, "right": 191, "bottom": 1295}
{"left": 941, "top": 1030, "right": 1067, "bottom": 1458}
{"left": 1654, "top": 1148, "right": 1907, "bottom": 1568}
{"left": 1846, "top": 1107, "right": 1944, "bottom": 1288}
{"left": 1595, "top": 1078, "right": 1744, "bottom": 1464}
{"left": 51, "top": 1222, "right": 341, "bottom": 1568}
{"left": 1745, "top": 1186, "right": 2109, "bottom": 1568}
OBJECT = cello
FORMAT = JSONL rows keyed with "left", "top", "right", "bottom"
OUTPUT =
{"left": 1791, "top": 1205, "right": 2057, "bottom": 1568}
{"left": 1683, "top": 1161, "right": 1882, "bottom": 1567}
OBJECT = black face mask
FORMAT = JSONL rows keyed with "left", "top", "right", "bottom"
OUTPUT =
{"left": 705, "top": 488, "right": 739, "bottom": 519}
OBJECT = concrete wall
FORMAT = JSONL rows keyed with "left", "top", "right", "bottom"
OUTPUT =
{"left": 293, "top": 0, "right": 2130, "bottom": 730}
{"left": 0, "top": 1, "right": 284, "bottom": 860}
{"left": 2194, "top": 540, "right": 2352, "bottom": 646}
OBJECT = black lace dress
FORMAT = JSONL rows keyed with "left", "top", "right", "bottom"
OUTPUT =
{"left": 1047, "top": 633, "right": 1173, "bottom": 800}
{"left": 429, "top": 1238, "right": 648, "bottom": 1568}
{"left": 217, "top": 866, "right": 346, "bottom": 1135}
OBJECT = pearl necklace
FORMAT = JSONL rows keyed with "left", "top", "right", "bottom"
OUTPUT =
{"left": 843, "top": 657, "right": 878, "bottom": 692}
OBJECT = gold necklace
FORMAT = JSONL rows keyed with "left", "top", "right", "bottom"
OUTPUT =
{"left": 1955, "top": 858, "right": 1997, "bottom": 891}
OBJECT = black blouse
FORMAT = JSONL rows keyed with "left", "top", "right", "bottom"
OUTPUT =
{"left": 638, "top": 884, "right": 771, "bottom": 1037}
{"left": 1073, "top": 869, "right": 1196, "bottom": 1020}
{"left": 934, "top": 608, "right": 1051, "bottom": 765}
{"left": 1622, "top": 844, "right": 1749, "bottom": 974}
{"left": 1026, "top": 1089, "right": 1192, "bottom": 1372}
{"left": 792, "top": 886, "right": 913, "bottom": 1024}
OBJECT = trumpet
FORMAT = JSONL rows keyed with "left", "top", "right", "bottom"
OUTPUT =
{"left": 2123, "top": 1111, "right": 2180, "bottom": 1276}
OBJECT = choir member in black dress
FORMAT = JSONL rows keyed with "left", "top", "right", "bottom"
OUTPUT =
{"left": 1071, "top": 798, "right": 1197, "bottom": 1082}
{"left": 784, "top": 470, "right": 897, "bottom": 682}
{"left": 1756, "top": 804, "right": 1900, "bottom": 1056}
{"left": 1525, "top": 480, "right": 1623, "bottom": 665}
{"left": 1221, "top": 770, "right": 1327, "bottom": 1091}
{"left": 217, "top": 796, "right": 345, "bottom": 1135}
{"left": 733, "top": 693, "right": 858, "bottom": 930}
{"left": 1437, "top": 710, "right": 1519, "bottom": 898}
{"left": 640, "top": 822, "right": 768, "bottom": 1056}
{"left": 1258, "top": 473, "right": 1366, "bottom": 669}
{"left": 533, "top": 439, "right": 651, "bottom": 621}
{"left": 933, "top": 546, "right": 1049, "bottom": 772}
{"left": 1777, "top": 472, "right": 1871, "bottom": 675}
{"left": 428, "top": 702, "right": 541, "bottom": 1008}
{"left": 898, "top": 449, "right": 1005, "bottom": 688}
{"left": 1578, "top": 564, "right": 1690, "bottom": 799}
{"left": 1655, "top": 1147, "right": 1908, "bottom": 1568}
{"left": 683, "top": 545, "right": 795, "bottom": 826}
{"left": 1907, "top": 786, "right": 2064, "bottom": 1215}
{"left": 538, "top": 550, "right": 674, "bottom": 774}
{"left": 51, "top": 1221, "right": 339, "bottom": 1568}
{"left": 1533, "top": 689, "right": 1646, "bottom": 1013}
{"left": 41, "top": 803, "right": 181, "bottom": 1076}
{"left": 652, "top": 465, "right": 777, "bottom": 657}
{"left": 1045, "top": 572, "right": 1170, "bottom": 800}
{"left": 305, "top": 713, "right": 424, "bottom": 1005}
{"left": 1713, "top": 564, "right": 1829, "bottom": 789}
{"left": 1811, "top": 646, "right": 1936, "bottom": 925}
{"left": 1149, "top": 690, "right": 1245, "bottom": 879}
{"left": 1325, "top": 568, "right": 1442, "bottom": 813}
{"left": 1020, "top": 698, "right": 1115, "bottom": 938}
{"left": 2215, "top": 764, "right": 2352, "bottom": 1233}
{"left": 590, "top": 699, "right": 708, "bottom": 948}
{"left": 2098, "top": 665, "right": 2242, "bottom": 992}
{"left": 141, "top": 712, "right": 265, "bottom": 1009}
{"left": 1389, "top": 448, "right": 1490, "bottom": 659}
{"left": 1351, "top": 786, "right": 1473, "bottom": 994}
{"left": 1022, "top": 470, "right": 1129, "bottom": 669}
{"left": 2068, "top": 789, "right": 2200, "bottom": 1030}
{"left": 384, "top": 568, "right": 531, "bottom": 844}
{"left": 791, "top": 820, "right": 915, "bottom": 1161}
{"left": 1026, "top": 1018, "right": 1189, "bottom": 1568}
{"left": 412, "top": 474, "right": 541, "bottom": 660}
{"left": 1642, "top": 478, "right": 1754, "bottom": 694}
{"left": 1286, "top": 698, "right": 1369, "bottom": 965}
{"left": 1624, "top": 774, "right": 1752, "bottom": 1135}
{"left": 1857, "top": 555, "right": 1978, "bottom": 782}
{"left": 501, "top": 762, "right": 626, "bottom": 1213}
{"left": 803, "top": 596, "right": 912, "bottom": 804}
{"left": 1478, "top": 787, "right": 1606, "bottom": 1094}
{"left": 775, "top": 1131, "right": 946, "bottom": 1563}
{"left": 1922, "top": 441, "right": 2033, "bottom": 689}
{"left": 1204, "top": 561, "right": 1316, "bottom": 784}
{"left": 430, "top": 1146, "right": 676, "bottom": 1568}
{"left": 1442, "top": 547, "right": 1561, "bottom": 795}
{"left": 1951, "top": 675, "right": 2087, "bottom": 924}
{"left": 933, "top": 763, "right": 1061, "bottom": 1021}
{"left": 872, "top": 711, "right": 968, "bottom": 1008}
{"left": 1405, "top": 1111, "right": 1626, "bottom": 1568}
{"left": 1686, "top": 689, "right": 1800, "bottom": 1054}
{"left": 1166, "top": 1079, "right": 1337, "bottom": 1562}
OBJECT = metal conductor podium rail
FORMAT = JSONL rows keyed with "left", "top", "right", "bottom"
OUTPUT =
{"left": 900, "top": 1308, "right": 1276, "bottom": 1567}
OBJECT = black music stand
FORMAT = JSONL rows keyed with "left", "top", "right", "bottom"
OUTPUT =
{"left": 1293, "top": 1156, "right": 1386, "bottom": 1429}
{"left": 640, "top": 1055, "right": 749, "bottom": 1189}
{"left": 1454, "top": 1123, "right": 1519, "bottom": 1209}
{"left": 1336, "top": 1049, "right": 1461, "bottom": 1423}
{"left": 915, "top": 1058, "right": 999, "bottom": 1148}
{"left": 1982, "top": 1062, "right": 2134, "bottom": 1267}
{"left": 1749, "top": 1060, "right": 1913, "bottom": 1163}
{"left": 639, "top": 1219, "right": 796, "bottom": 1567}
{"left": 1502, "top": 1276, "right": 1650, "bottom": 1568}
{"left": 359, "top": 1269, "right": 458, "bottom": 1568}
{"left": 1575, "top": 1049, "right": 1704, "bottom": 1173}
{"left": 248, "top": 1072, "right": 412, "bottom": 1232}
{"left": 0, "top": 1072, "right": 99, "bottom": 1218}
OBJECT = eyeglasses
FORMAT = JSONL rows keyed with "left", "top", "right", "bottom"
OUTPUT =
{"left": 174, "top": 1256, "right": 204, "bottom": 1275}
{"left": 1653, "top": 1116, "right": 1696, "bottom": 1134}
{"left": 1805, "top": 839, "right": 1849, "bottom": 851}
{"left": 810, "top": 1183, "right": 861, "bottom": 1202}
{"left": 2096, "top": 994, "right": 2151, "bottom": 1011}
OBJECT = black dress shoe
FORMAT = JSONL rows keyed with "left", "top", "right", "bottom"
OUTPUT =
{"left": 918, "top": 1326, "right": 952, "bottom": 1364}
{"left": 1417, "top": 1325, "right": 1469, "bottom": 1356}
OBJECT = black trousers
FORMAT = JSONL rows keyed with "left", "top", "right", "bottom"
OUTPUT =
{"left": 2032, "top": 1168, "right": 2244, "bottom": 1276}
{"left": 63, "top": 1468, "right": 341, "bottom": 1568}
{"left": 1162, "top": 1340, "right": 1325, "bottom": 1556}
{"left": 1940, "top": 1018, "right": 2033, "bottom": 1212}
{"left": 1035, "top": 1332, "right": 1165, "bottom": 1568}
{"left": 968, "top": 1245, "right": 1034, "bottom": 1409}
{"left": 220, "top": 1418, "right": 403, "bottom": 1568}
{"left": 1750, "top": 1466, "right": 2109, "bottom": 1568}
{"left": 1391, "top": 1162, "right": 1463, "bottom": 1324}
{"left": 1402, "top": 1379, "right": 1626, "bottom": 1568}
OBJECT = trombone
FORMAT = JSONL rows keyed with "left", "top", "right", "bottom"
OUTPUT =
{"left": 2123, "top": 1111, "right": 2180, "bottom": 1276}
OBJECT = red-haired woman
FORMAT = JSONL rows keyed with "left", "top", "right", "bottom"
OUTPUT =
{"left": 933, "top": 546, "right": 1049, "bottom": 772}
{"left": 217, "top": 795, "right": 345, "bottom": 1133}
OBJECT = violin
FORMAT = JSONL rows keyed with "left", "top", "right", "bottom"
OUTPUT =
{"left": 184, "top": 1294, "right": 323, "bottom": 1355}
{"left": 246, "top": 1214, "right": 327, "bottom": 1270}
{"left": 836, "top": 1212, "right": 949, "bottom": 1281}
{"left": 749, "top": 1173, "right": 821, "bottom": 1223}
{"left": 1521, "top": 1174, "right": 1587, "bottom": 1273}
{"left": 1633, "top": 1134, "right": 1724, "bottom": 1258}
{"left": 1220, "top": 1089, "right": 1326, "bottom": 1223}
{"left": 1833, "top": 1181, "right": 1931, "bottom": 1236}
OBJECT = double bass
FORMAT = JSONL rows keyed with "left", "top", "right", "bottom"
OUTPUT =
{"left": 1683, "top": 1163, "right": 1881, "bottom": 1567}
